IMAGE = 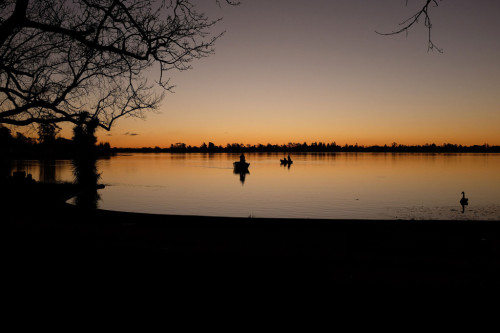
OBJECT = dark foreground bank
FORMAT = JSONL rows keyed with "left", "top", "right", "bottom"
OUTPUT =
{"left": 2, "top": 182, "right": 500, "bottom": 291}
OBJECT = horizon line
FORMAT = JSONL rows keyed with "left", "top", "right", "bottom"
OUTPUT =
{"left": 110, "top": 142, "right": 500, "bottom": 150}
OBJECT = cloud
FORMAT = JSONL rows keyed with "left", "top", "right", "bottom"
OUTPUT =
{"left": 124, "top": 132, "right": 139, "bottom": 136}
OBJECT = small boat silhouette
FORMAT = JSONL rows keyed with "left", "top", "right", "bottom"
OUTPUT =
{"left": 233, "top": 161, "right": 250, "bottom": 170}
{"left": 280, "top": 159, "right": 293, "bottom": 165}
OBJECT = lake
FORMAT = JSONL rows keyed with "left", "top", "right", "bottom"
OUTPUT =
{"left": 10, "top": 152, "right": 500, "bottom": 220}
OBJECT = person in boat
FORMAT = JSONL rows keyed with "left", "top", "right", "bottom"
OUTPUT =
{"left": 240, "top": 154, "right": 246, "bottom": 163}
{"left": 287, "top": 154, "right": 292, "bottom": 163}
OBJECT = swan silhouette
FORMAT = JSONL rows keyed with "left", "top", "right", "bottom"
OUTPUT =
{"left": 460, "top": 192, "right": 468, "bottom": 213}
{"left": 460, "top": 192, "right": 468, "bottom": 206}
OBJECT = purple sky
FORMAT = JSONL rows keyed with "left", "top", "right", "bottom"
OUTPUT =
{"left": 101, "top": 0, "right": 500, "bottom": 147}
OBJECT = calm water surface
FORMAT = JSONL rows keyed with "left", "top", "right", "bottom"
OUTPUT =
{"left": 12, "top": 153, "right": 500, "bottom": 220}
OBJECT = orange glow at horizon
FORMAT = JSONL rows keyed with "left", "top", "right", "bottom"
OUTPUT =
{"left": 64, "top": 1, "right": 500, "bottom": 149}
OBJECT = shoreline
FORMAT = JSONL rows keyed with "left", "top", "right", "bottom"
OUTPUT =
{"left": 3, "top": 182, "right": 500, "bottom": 288}
{"left": 6, "top": 203, "right": 500, "bottom": 287}
{"left": 72, "top": 203, "right": 500, "bottom": 227}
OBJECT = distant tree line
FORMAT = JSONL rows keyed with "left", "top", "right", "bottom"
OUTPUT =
{"left": 0, "top": 124, "right": 111, "bottom": 159}
{"left": 114, "top": 141, "right": 500, "bottom": 154}
{"left": 3, "top": 128, "right": 499, "bottom": 158}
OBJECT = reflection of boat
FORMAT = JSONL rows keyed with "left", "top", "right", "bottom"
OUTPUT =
{"left": 233, "top": 168, "right": 249, "bottom": 185}
{"left": 233, "top": 161, "right": 250, "bottom": 170}
{"left": 280, "top": 159, "right": 293, "bottom": 165}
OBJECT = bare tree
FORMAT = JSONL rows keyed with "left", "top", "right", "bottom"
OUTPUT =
{"left": 377, "top": 0, "right": 443, "bottom": 52}
{"left": 0, "top": 0, "right": 237, "bottom": 130}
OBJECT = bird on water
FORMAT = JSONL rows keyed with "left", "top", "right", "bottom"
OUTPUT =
{"left": 460, "top": 192, "right": 468, "bottom": 206}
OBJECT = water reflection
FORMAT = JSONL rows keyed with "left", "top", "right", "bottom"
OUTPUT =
{"left": 72, "top": 157, "right": 101, "bottom": 209}
{"left": 234, "top": 169, "right": 249, "bottom": 185}
{"left": 281, "top": 161, "right": 292, "bottom": 169}
{"left": 6, "top": 159, "right": 73, "bottom": 183}
{"left": 4, "top": 157, "right": 102, "bottom": 209}
{"left": 39, "top": 160, "right": 56, "bottom": 183}
{"left": 5, "top": 153, "right": 500, "bottom": 220}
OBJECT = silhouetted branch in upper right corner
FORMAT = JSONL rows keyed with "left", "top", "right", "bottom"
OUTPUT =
{"left": 376, "top": 0, "right": 443, "bottom": 53}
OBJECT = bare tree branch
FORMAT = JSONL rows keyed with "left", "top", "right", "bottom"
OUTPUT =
{"left": 376, "top": 0, "right": 443, "bottom": 53}
{"left": 0, "top": 0, "right": 237, "bottom": 130}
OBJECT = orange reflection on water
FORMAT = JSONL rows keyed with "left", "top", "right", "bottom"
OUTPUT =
{"left": 10, "top": 153, "right": 500, "bottom": 219}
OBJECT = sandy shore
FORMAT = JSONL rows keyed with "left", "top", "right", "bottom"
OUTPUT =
{"left": 2, "top": 183, "right": 500, "bottom": 290}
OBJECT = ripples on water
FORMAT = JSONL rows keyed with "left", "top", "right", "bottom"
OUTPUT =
{"left": 395, "top": 205, "right": 500, "bottom": 221}
{"left": 11, "top": 153, "right": 500, "bottom": 220}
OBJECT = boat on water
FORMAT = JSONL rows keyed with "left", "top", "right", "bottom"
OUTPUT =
{"left": 233, "top": 161, "right": 250, "bottom": 170}
{"left": 280, "top": 159, "right": 293, "bottom": 165}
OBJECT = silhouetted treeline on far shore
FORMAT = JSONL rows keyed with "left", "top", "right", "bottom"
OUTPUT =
{"left": 115, "top": 142, "right": 500, "bottom": 154}
{"left": 2, "top": 122, "right": 500, "bottom": 158}
{"left": 0, "top": 125, "right": 112, "bottom": 159}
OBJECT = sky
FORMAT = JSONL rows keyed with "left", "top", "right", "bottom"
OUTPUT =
{"left": 92, "top": 0, "right": 500, "bottom": 148}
